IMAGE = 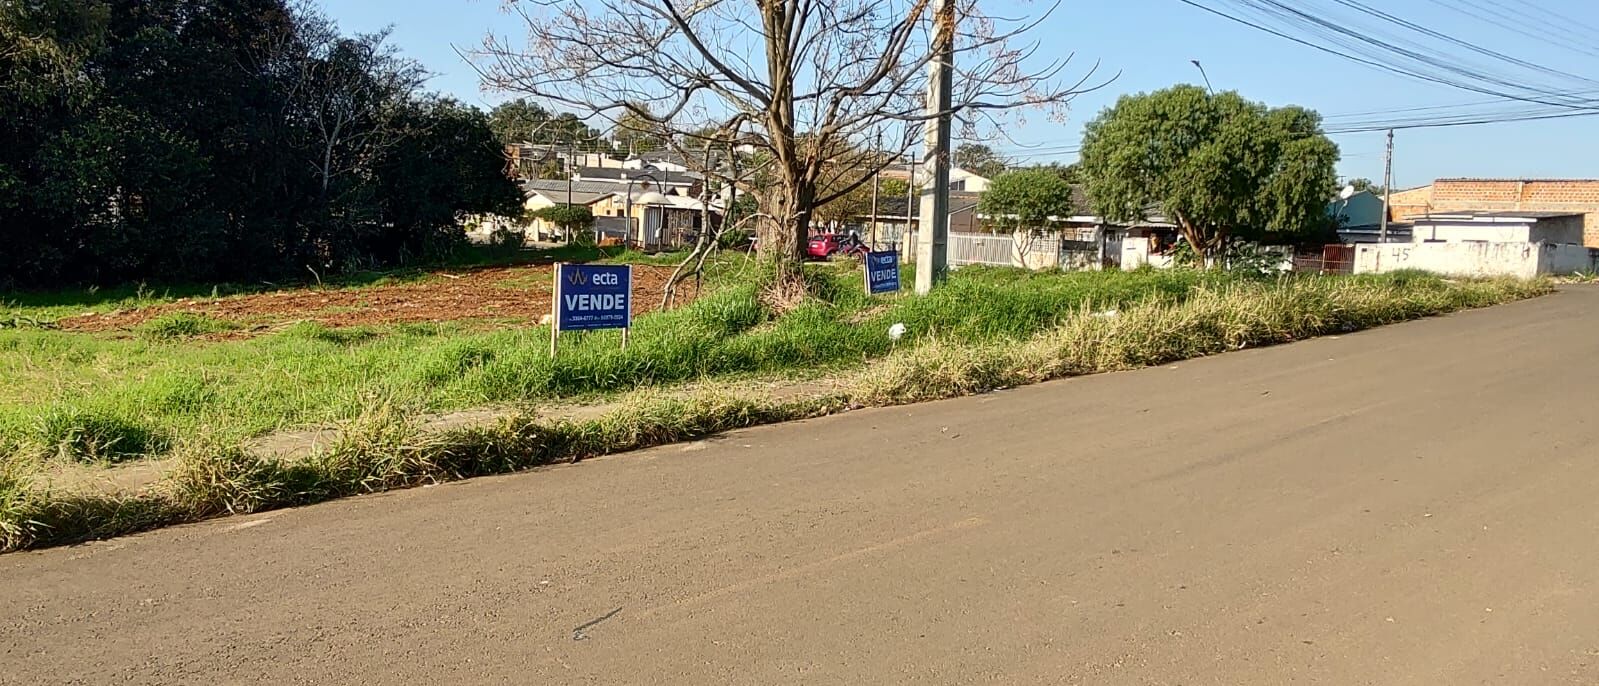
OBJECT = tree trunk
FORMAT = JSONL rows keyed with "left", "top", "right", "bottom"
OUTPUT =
{"left": 755, "top": 174, "right": 814, "bottom": 272}
{"left": 1174, "top": 212, "right": 1218, "bottom": 266}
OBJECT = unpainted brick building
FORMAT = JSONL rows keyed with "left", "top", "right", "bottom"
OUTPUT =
{"left": 1388, "top": 179, "right": 1599, "bottom": 247}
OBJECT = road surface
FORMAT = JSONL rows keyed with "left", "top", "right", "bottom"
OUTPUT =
{"left": 5, "top": 288, "right": 1599, "bottom": 685}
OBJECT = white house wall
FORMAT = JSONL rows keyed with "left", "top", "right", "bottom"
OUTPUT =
{"left": 1410, "top": 221, "right": 1533, "bottom": 243}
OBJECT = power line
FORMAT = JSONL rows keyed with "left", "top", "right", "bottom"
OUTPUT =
{"left": 1496, "top": 0, "right": 1599, "bottom": 38}
{"left": 1418, "top": 0, "right": 1599, "bottom": 60}
{"left": 1229, "top": 0, "right": 1599, "bottom": 107}
{"left": 1178, "top": 0, "right": 1599, "bottom": 111}
{"left": 1326, "top": 107, "right": 1599, "bottom": 134}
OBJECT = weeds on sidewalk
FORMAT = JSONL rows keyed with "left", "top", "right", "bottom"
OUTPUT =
{"left": 0, "top": 273, "right": 1550, "bottom": 553}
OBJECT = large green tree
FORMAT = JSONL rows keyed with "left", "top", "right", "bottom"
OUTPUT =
{"left": 1079, "top": 86, "right": 1339, "bottom": 260}
{"left": 488, "top": 98, "right": 603, "bottom": 149}
{"left": 978, "top": 169, "right": 1075, "bottom": 231}
{"left": 0, "top": 0, "right": 519, "bottom": 288}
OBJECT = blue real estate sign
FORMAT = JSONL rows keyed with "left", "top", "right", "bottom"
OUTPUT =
{"left": 864, "top": 251, "right": 901, "bottom": 294}
{"left": 555, "top": 263, "right": 633, "bottom": 331}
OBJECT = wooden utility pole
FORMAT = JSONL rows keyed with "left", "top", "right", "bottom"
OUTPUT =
{"left": 1380, "top": 129, "right": 1394, "bottom": 244}
{"left": 914, "top": 0, "right": 954, "bottom": 294}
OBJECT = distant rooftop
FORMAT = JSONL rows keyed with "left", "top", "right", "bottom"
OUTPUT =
{"left": 521, "top": 179, "right": 628, "bottom": 205}
{"left": 1415, "top": 210, "right": 1586, "bottom": 221}
{"left": 1435, "top": 178, "right": 1599, "bottom": 184}
{"left": 573, "top": 166, "right": 702, "bottom": 182}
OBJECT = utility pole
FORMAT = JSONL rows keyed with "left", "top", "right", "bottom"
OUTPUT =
{"left": 905, "top": 149, "right": 915, "bottom": 254}
{"left": 869, "top": 130, "right": 881, "bottom": 251}
{"left": 915, "top": 0, "right": 955, "bottom": 295}
{"left": 564, "top": 139, "right": 578, "bottom": 242}
{"left": 1380, "top": 129, "right": 1394, "bottom": 244}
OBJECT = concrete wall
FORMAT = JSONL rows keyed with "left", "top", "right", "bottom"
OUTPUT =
{"left": 1532, "top": 214, "right": 1587, "bottom": 244}
{"left": 1410, "top": 221, "right": 1534, "bottom": 243}
{"left": 1541, "top": 243, "right": 1599, "bottom": 274}
{"left": 1409, "top": 216, "right": 1583, "bottom": 245}
{"left": 1355, "top": 241, "right": 1597, "bottom": 278}
{"left": 1120, "top": 239, "right": 1173, "bottom": 270}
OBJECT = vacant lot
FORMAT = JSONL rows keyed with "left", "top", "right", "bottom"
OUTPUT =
{"left": 0, "top": 256, "right": 1553, "bottom": 551}
{"left": 53, "top": 263, "right": 689, "bottom": 336}
{"left": 2, "top": 261, "right": 1235, "bottom": 462}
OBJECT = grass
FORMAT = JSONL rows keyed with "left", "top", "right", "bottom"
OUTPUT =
{"left": 0, "top": 262, "right": 1224, "bottom": 462}
{"left": 0, "top": 268, "right": 1550, "bottom": 553}
{"left": 0, "top": 391, "right": 847, "bottom": 551}
{"left": 0, "top": 266, "right": 1551, "bottom": 552}
{"left": 852, "top": 273, "right": 1552, "bottom": 404}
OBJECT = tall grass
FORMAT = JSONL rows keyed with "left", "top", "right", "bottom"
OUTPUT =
{"left": 0, "top": 271, "right": 1548, "bottom": 552}
{"left": 0, "top": 272, "right": 1548, "bottom": 552}
{"left": 0, "top": 263, "right": 1229, "bottom": 461}
{"left": 1, "top": 262, "right": 1554, "bottom": 462}
{"left": 0, "top": 391, "right": 847, "bottom": 552}
{"left": 853, "top": 274, "right": 1551, "bottom": 403}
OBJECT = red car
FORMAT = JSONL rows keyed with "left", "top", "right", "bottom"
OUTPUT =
{"left": 806, "top": 232, "right": 869, "bottom": 260}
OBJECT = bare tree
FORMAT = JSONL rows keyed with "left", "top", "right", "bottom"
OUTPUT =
{"left": 272, "top": 8, "right": 425, "bottom": 201}
{"left": 473, "top": 0, "right": 1105, "bottom": 278}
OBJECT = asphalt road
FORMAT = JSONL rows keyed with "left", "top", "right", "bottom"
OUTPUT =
{"left": 5, "top": 288, "right": 1599, "bottom": 685}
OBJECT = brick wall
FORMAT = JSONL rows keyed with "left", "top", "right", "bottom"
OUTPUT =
{"left": 1416, "top": 180, "right": 1599, "bottom": 247}
{"left": 1387, "top": 185, "right": 1434, "bottom": 223}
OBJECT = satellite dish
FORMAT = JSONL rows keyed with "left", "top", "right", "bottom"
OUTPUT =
{"left": 1339, "top": 185, "right": 1357, "bottom": 200}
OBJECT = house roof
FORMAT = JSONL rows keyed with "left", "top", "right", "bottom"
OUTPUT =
{"left": 521, "top": 179, "right": 625, "bottom": 205}
{"left": 574, "top": 166, "right": 702, "bottom": 183}
{"left": 1413, "top": 210, "right": 1585, "bottom": 222}
{"left": 1436, "top": 178, "right": 1599, "bottom": 184}
{"left": 632, "top": 150, "right": 727, "bottom": 167}
{"left": 861, "top": 191, "right": 984, "bottom": 220}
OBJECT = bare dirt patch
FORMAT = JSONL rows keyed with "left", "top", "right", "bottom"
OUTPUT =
{"left": 56, "top": 264, "right": 694, "bottom": 335}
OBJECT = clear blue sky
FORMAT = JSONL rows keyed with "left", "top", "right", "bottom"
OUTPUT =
{"left": 323, "top": 0, "right": 1599, "bottom": 189}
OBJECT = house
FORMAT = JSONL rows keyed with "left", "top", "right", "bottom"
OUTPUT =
{"left": 884, "top": 183, "right": 1182, "bottom": 270}
{"left": 1408, "top": 211, "right": 1586, "bottom": 245}
{"left": 571, "top": 166, "right": 703, "bottom": 197}
{"left": 504, "top": 145, "right": 617, "bottom": 178}
{"left": 521, "top": 180, "right": 630, "bottom": 242}
{"left": 851, "top": 191, "right": 982, "bottom": 252}
{"left": 521, "top": 178, "right": 713, "bottom": 247}
{"left": 1387, "top": 179, "right": 1599, "bottom": 247}
{"left": 878, "top": 164, "right": 993, "bottom": 191}
{"left": 1329, "top": 189, "right": 1411, "bottom": 243}
{"left": 945, "top": 167, "right": 992, "bottom": 192}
